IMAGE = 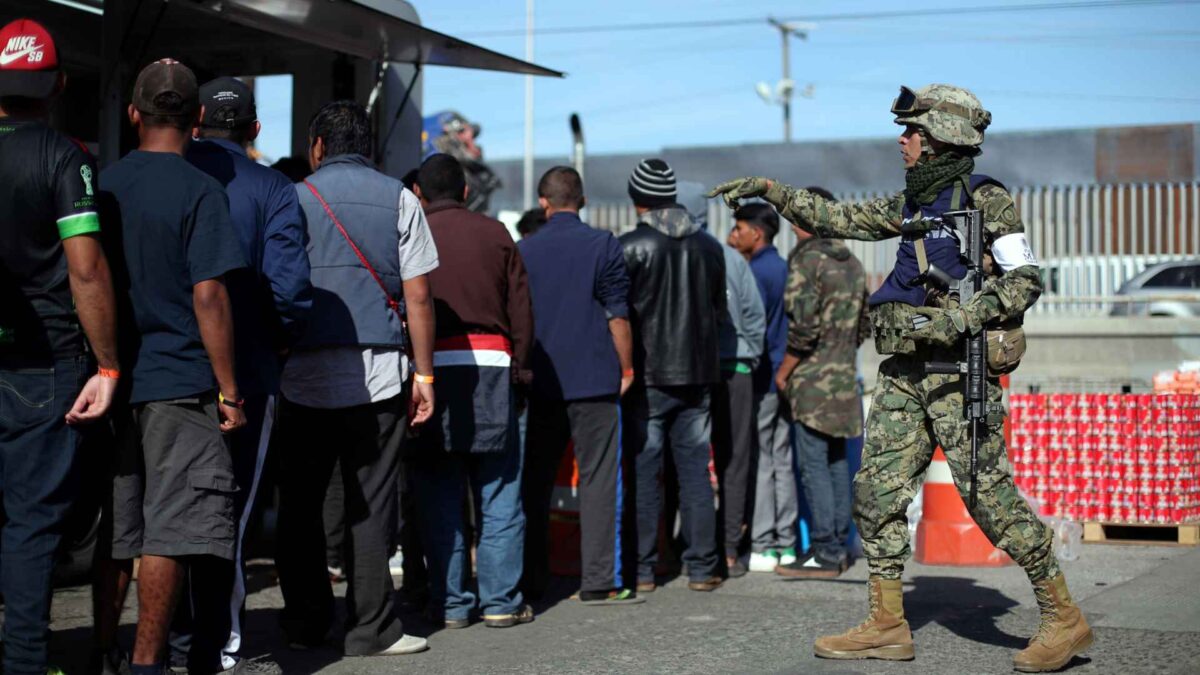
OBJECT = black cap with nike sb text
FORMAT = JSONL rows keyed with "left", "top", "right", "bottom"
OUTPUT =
{"left": 132, "top": 58, "right": 198, "bottom": 118}
{"left": 0, "top": 18, "right": 61, "bottom": 99}
{"left": 199, "top": 77, "right": 257, "bottom": 129}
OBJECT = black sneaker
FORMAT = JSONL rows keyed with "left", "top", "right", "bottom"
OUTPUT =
{"left": 727, "top": 558, "right": 748, "bottom": 579}
{"left": 775, "top": 551, "right": 846, "bottom": 578}
{"left": 579, "top": 588, "right": 646, "bottom": 606}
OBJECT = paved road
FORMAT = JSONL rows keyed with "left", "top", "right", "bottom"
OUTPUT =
{"left": 47, "top": 544, "right": 1200, "bottom": 674}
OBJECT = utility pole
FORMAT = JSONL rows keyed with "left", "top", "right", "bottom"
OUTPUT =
{"left": 523, "top": 0, "right": 535, "bottom": 210}
{"left": 779, "top": 22, "right": 791, "bottom": 142}
{"left": 766, "top": 18, "right": 813, "bottom": 143}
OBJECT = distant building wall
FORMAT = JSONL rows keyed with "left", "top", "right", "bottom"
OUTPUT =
{"left": 487, "top": 123, "right": 1197, "bottom": 214}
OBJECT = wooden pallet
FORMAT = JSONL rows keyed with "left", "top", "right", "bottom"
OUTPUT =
{"left": 1083, "top": 521, "right": 1200, "bottom": 546}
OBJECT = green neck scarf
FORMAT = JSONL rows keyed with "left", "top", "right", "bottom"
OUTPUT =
{"left": 904, "top": 152, "right": 974, "bottom": 205}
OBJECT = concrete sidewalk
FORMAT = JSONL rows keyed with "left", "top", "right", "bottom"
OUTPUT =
{"left": 46, "top": 543, "right": 1200, "bottom": 674}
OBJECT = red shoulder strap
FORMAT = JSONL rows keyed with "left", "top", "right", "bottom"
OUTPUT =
{"left": 304, "top": 180, "right": 402, "bottom": 317}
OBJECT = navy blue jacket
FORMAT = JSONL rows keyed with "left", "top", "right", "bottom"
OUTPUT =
{"left": 870, "top": 174, "right": 999, "bottom": 308}
{"left": 519, "top": 211, "right": 630, "bottom": 401}
{"left": 750, "top": 244, "right": 788, "bottom": 393}
{"left": 187, "top": 138, "right": 312, "bottom": 396}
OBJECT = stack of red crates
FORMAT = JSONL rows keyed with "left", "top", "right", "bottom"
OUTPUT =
{"left": 1009, "top": 393, "right": 1200, "bottom": 524}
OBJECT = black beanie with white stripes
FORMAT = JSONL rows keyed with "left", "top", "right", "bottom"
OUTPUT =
{"left": 628, "top": 158, "right": 677, "bottom": 208}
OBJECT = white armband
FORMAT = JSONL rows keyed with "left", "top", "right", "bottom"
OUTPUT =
{"left": 991, "top": 233, "right": 1038, "bottom": 271}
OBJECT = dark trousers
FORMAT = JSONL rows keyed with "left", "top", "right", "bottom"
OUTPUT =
{"left": 323, "top": 458, "right": 346, "bottom": 570}
{"left": 712, "top": 369, "right": 755, "bottom": 558}
{"left": 522, "top": 394, "right": 622, "bottom": 595}
{"left": 170, "top": 395, "right": 274, "bottom": 673}
{"left": 625, "top": 385, "right": 718, "bottom": 583}
{"left": 326, "top": 458, "right": 426, "bottom": 589}
{"left": 0, "top": 357, "right": 86, "bottom": 675}
{"left": 793, "top": 422, "right": 851, "bottom": 563}
{"left": 275, "top": 396, "right": 406, "bottom": 656}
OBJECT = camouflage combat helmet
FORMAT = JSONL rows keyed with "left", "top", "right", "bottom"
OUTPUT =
{"left": 892, "top": 84, "right": 991, "bottom": 148}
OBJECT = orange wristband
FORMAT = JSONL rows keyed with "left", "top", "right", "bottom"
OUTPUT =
{"left": 98, "top": 367, "right": 120, "bottom": 379}
{"left": 622, "top": 368, "right": 635, "bottom": 378}
{"left": 414, "top": 373, "right": 435, "bottom": 384}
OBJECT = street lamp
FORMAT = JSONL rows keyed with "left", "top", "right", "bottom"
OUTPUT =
{"left": 755, "top": 18, "right": 815, "bottom": 143}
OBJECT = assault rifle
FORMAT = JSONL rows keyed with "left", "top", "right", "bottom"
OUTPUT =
{"left": 920, "top": 209, "right": 987, "bottom": 509}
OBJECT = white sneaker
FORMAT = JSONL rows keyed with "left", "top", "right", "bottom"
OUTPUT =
{"left": 748, "top": 551, "right": 778, "bottom": 573}
{"left": 372, "top": 634, "right": 428, "bottom": 656}
{"left": 778, "top": 547, "right": 798, "bottom": 566}
{"left": 388, "top": 551, "right": 404, "bottom": 578}
{"left": 327, "top": 565, "right": 345, "bottom": 582}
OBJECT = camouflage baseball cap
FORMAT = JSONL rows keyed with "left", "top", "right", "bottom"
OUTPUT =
{"left": 891, "top": 84, "right": 991, "bottom": 147}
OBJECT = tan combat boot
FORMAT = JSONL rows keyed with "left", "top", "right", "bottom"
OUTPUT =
{"left": 813, "top": 577, "right": 915, "bottom": 661}
{"left": 1013, "top": 574, "right": 1094, "bottom": 672}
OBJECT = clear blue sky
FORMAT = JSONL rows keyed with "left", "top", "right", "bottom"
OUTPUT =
{"left": 256, "top": 0, "right": 1200, "bottom": 163}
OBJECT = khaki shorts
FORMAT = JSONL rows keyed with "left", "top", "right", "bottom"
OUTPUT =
{"left": 103, "top": 392, "right": 237, "bottom": 560}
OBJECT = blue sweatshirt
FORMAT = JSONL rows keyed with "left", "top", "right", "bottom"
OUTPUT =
{"left": 187, "top": 138, "right": 312, "bottom": 396}
{"left": 750, "top": 244, "right": 788, "bottom": 393}
{"left": 519, "top": 211, "right": 630, "bottom": 400}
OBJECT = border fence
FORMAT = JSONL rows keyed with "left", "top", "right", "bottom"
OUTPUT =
{"left": 585, "top": 181, "right": 1200, "bottom": 316}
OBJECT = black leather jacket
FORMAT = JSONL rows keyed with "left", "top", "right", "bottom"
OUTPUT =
{"left": 619, "top": 205, "right": 726, "bottom": 387}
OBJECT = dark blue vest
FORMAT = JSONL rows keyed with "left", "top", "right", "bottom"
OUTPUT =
{"left": 868, "top": 174, "right": 1001, "bottom": 308}
{"left": 295, "top": 154, "right": 407, "bottom": 349}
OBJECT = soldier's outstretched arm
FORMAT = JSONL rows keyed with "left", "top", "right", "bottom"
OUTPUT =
{"left": 959, "top": 184, "right": 1044, "bottom": 327}
{"left": 708, "top": 177, "right": 905, "bottom": 241}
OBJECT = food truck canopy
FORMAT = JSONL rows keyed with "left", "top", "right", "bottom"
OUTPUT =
{"left": 27, "top": 0, "right": 563, "bottom": 77}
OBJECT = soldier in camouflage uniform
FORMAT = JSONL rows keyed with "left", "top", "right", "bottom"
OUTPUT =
{"left": 773, "top": 197, "right": 871, "bottom": 579}
{"left": 710, "top": 84, "right": 1093, "bottom": 673}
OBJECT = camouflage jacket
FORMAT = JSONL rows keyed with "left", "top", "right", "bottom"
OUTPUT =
{"left": 763, "top": 181, "right": 1042, "bottom": 356}
{"left": 783, "top": 237, "right": 870, "bottom": 438}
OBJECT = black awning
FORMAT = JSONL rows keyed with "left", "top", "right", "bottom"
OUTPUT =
{"left": 187, "top": 0, "right": 563, "bottom": 77}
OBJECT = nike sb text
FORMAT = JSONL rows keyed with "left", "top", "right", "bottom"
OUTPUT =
{"left": 1, "top": 36, "right": 44, "bottom": 66}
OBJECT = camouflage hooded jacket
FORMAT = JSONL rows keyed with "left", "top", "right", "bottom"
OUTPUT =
{"left": 762, "top": 182, "right": 1042, "bottom": 356}
{"left": 783, "top": 237, "right": 870, "bottom": 438}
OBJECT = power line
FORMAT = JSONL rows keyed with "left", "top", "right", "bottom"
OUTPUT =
{"left": 531, "top": 29, "right": 1200, "bottom": 61}
{"left": 815, "top": 80, "right": 1200, "bottom": 104}
{"left": 461, "top": 0, "right": 1200, "bottom": 38}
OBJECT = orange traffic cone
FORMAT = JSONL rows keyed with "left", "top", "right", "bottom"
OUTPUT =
{"left": 548, "top": 441, "right": 582, "bottom": 576}
{"left": 913, "top": 448, "right": 1011, "bottom": 567}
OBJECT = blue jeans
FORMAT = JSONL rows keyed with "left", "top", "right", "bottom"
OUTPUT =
{"left": 413, "top": 444, "right": 525, "bottom": 619}
{"left": 0, "top": 357, "right": 87, "bottom": 674}
{"left": 626, "top": 385, "right": 718, "bottom": 583}
{"left": 792, "top": 422, "right": 851, "bottom": 563}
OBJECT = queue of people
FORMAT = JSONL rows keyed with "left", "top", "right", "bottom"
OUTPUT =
{"left": 6, "top": 14, "right": 1095, "bottom": 675}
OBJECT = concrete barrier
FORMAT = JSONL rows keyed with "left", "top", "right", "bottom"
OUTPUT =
{"left": 858, "top": 317, "right": 1200, "bottom": 393}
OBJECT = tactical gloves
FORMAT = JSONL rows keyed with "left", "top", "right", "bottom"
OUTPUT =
{"left": 707, "top": 177, "right": 772, "bottom": 209}
{"left": 906, "top": 306, "right": 977, "bottom": 348}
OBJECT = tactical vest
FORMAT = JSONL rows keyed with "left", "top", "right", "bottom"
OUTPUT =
{"left": 869, "top": 175, "right": 1009, "bottom": 357}
{"left": 869, "top": 174, "right": 1001, "bottom": 308}
{"left": 295, "top": 154, "right": 408, "bottom": 350}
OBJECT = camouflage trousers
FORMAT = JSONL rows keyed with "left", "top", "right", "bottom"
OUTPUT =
{"left": 855, "top": 353, "right": 1059, "bottom": 582}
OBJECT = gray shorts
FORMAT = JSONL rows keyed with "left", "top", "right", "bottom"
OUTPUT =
{"left": 104, "top": 393, "right": 237, "bottom": 560}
